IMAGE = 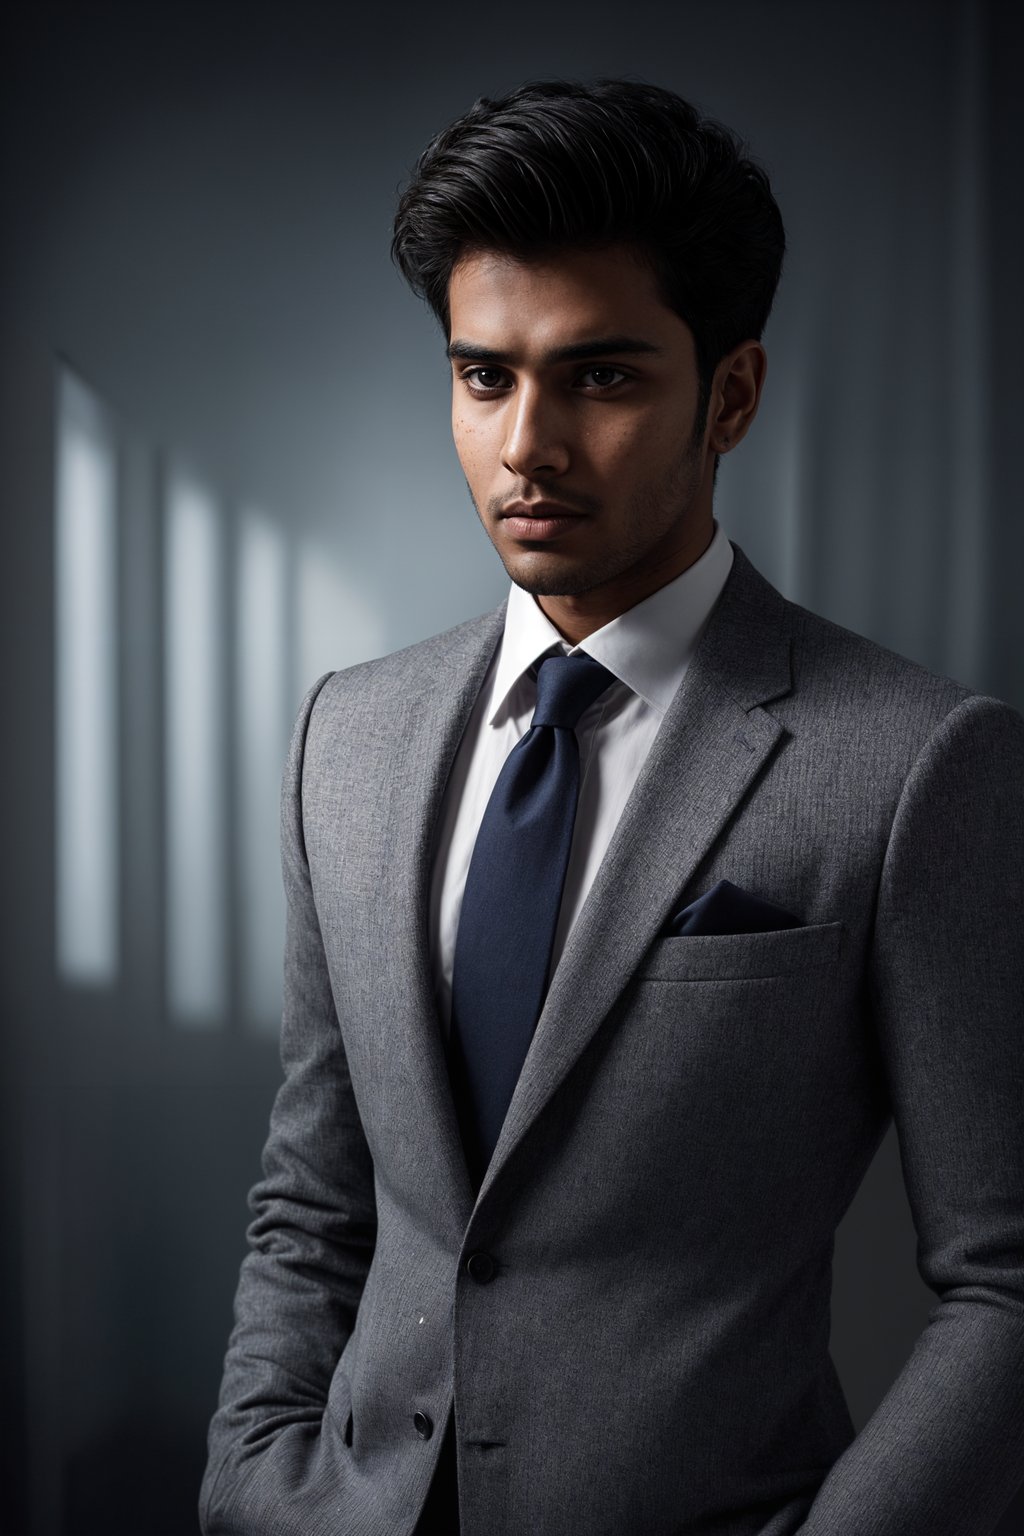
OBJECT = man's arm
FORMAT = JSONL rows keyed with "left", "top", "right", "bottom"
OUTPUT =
{"left": 200, "top": 672, "right": 378, "bottom": 1534}
{"left": 800, "top": 695, "right": 1024, "bottom": 1534}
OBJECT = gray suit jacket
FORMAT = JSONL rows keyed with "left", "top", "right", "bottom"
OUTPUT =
{"left": 201, "top": 545, "right": 1024, "bottom": 1536}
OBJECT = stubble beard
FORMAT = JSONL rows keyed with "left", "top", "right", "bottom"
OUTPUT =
{"left": 474, "top": 427, "right": 707, "bottom": 600}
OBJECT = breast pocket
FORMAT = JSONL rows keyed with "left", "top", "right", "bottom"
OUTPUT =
{"left": 638, "top": 919, "right": 844, "bottom": 983}
{"left": 611, "top": 920, "right": 852, "bottom": 1191}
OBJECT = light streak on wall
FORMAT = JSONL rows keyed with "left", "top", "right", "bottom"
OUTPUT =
{"left": 294, "top": 537, "right": 384, "bottom": 708}
{"left": 236, "top": 511, "right": 289, "bottom": 1033}
{"left": 164, "top": 470, "right": 226, "bottom": 1026}
{"left": 55, "top": 368, "right": 119, "bottom": 985}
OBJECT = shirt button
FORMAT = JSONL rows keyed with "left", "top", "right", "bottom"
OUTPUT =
{"left": 466, "top": 1251, "right": 496, "bottom": 1283}
{"left": 413, "top": 1411, "right": 433, "bottom": 1440}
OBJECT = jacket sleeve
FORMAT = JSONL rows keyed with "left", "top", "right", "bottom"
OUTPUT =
{"left": 800, "top": 695, "right": 1024, "bottom": 1534}
{"left": 200, "top": 672, "right": 378, "bottom": 1534}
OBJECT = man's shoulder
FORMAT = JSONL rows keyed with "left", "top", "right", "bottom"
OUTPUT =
{"left": 723, "top": 544, "right": 1022, "bottom": 767}
{"left": 730, "top": 543, "right": 969, "bottom": 710}
{"left": 785, "top": 592, "right": 972, "bottom": 717}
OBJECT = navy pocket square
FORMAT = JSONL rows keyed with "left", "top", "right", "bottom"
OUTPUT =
{"left": 665, "top": 879, "right": 804, "bottom": 937}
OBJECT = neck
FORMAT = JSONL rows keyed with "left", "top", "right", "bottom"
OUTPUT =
{"left": 536, "top": 521, "right": 715, "bottom": 645}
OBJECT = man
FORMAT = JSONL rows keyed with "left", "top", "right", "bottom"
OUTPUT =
{"left": 200, "top": 80, "right": 1024, "bottom": 1536}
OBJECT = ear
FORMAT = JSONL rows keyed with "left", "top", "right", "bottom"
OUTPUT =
{"left": 707, "top": 341, "right": 768, "bottom": 454}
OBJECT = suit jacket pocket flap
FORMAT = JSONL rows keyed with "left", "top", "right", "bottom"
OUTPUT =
{"left": 638, "top": 920, "right": 844, "bottom": 983}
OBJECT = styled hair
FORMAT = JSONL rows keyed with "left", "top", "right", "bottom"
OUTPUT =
{"left": 391, "top": 78, "right": 786, "bottom": 407}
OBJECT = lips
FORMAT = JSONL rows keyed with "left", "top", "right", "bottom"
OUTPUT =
{"left": 501, "top": 500, "right": 584, "bottom": 520}
{"left": 499, "top": 500, "right": 588, "bottom": 542}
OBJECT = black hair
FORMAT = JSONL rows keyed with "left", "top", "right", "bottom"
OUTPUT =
{"left": 391, "top": 78, "right": 786, "bottom": 411}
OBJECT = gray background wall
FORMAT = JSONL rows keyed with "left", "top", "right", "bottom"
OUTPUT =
{"left": 2, "top": 1, "right": 1022, "bottom": 1532}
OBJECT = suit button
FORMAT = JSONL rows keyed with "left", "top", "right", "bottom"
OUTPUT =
{"left": 466, "top": 1251, "right": 495, "bottom": 1283}
{"left": 413, "top": 1411, "right": 433, "bottom": 1440}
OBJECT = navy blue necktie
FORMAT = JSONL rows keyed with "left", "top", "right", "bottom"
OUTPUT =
{"left": 449, "top": 653, "right": 616, "bottom": 1186}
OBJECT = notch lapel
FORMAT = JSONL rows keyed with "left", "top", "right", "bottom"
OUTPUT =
{"left": 373, "top": 605, "right": 506, "bottom": 1229}
{"left": 479, "top": 548, "right": 794, "bottom": 1199}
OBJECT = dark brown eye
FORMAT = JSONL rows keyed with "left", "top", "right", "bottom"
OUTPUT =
{"left": 579, "top": 366, "right": 626, "bottom": 388}
{"left": 466, "top": 368, "right": 506, "bottom": 390}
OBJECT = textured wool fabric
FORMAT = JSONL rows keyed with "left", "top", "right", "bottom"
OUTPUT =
{"left": 201, "top": 545, "right": 1024, "bottom": 1536}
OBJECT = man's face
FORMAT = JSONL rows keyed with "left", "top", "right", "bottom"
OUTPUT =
{"left": 448, "top": 244, "right": 718, "bottom": 635}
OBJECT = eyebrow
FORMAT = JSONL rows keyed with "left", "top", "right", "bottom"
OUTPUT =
{"left": 446, "top": 336, "right": 663, "bottom": 366}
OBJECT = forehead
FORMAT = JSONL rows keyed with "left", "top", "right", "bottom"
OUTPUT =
{"left": 447, "top": 245, "right": 694, "bottom": 356}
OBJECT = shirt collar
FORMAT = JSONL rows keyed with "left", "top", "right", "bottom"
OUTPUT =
{"left": 488, "top": 521, "right": 734, "bottom": 724}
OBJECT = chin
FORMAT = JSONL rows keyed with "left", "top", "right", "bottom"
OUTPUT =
{"left": 502, "top": 555, "right": 610, "bottom": 600}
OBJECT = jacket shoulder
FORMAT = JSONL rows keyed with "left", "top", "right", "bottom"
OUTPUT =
{"left": 784, "top": 595, "right": 973, "bottom": 722}
{"left": 289, "top": 604, "right": 506, "bottom": 785}
{"left": 725, "top": 544, "right": 1020, "bottom": 771}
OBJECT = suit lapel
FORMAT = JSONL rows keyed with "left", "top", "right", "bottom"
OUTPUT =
{"left": 480, "top": 547, "right": 795, "bottom": 1199}
{"left": 379, "top": 605, "right": 506, "bottom": 1227}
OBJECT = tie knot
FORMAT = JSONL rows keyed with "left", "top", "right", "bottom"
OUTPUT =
{"left": 531, "top": 653, "right": 616, "bottom": 731}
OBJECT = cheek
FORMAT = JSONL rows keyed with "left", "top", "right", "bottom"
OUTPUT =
{"left": 452, "top": 411, "right": 494, "bottom": 483}
{"left": 583, "top": 415, "right": 647, "bottom": 477}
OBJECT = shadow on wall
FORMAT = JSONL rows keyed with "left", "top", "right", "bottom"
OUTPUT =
{"left": 65, "top": 1419, "right": 205, "bottom": 1536}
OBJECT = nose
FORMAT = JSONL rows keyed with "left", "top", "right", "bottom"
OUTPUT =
{"left": 501, "top": 383, "right": 571, "bottom": 479}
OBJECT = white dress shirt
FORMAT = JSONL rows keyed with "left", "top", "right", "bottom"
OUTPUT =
{"left": 429, "top": 523, "right": 734, "bottom": 1035}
